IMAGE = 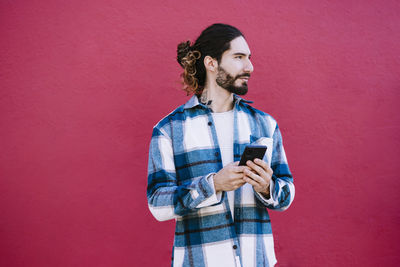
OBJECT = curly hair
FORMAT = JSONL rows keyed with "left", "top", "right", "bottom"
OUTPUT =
{"left": 177, "top": 41, "right": 201, "bottom": 94}
{"left": 177, "top": 24, "right": 244, "bottom": 96}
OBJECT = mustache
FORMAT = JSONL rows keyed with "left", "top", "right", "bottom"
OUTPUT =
{"left": 235, "top": 73, "right": 251, "bottom": 79}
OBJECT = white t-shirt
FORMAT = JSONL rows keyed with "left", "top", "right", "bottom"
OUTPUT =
{"left": 212, "top": 109, "right": 235, "bottom": 218}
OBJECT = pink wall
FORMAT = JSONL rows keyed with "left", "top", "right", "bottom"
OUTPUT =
{"left": 1, "top": 0, "right": 399, "bottom": 266}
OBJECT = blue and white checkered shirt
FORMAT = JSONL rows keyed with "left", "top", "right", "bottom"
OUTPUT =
{"left": 147, "top": 94, "right": 295, "bottom": 267}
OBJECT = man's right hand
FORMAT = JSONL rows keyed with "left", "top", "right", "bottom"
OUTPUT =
{"left": 213, "top": 162, "right": 247, "bottom": 193}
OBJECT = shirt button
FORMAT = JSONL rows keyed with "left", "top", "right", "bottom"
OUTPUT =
{"left": 215, "top": 152, "right": 219, "bottom": 157}
{"left": 225, "top": 214, "right": 230, "bottom": 219}
{"left": 233, "top": 245, "right": 238, "bottom": 250}
{"left": 208, "top": 121, "right": 212, "bottom": 126}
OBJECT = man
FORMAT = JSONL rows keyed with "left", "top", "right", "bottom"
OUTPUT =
{"left": 147, "top": 23, "right": 295, "bottom": 267}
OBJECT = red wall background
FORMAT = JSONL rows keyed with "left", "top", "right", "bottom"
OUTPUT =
{"left": 1, "top": 0, "right": 399, "bottom": 266}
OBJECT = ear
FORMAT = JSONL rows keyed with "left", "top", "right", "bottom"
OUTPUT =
{"left": 204, "top": 56, "right": 218, "bottom": 72}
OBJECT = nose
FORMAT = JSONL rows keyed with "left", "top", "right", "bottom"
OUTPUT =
{"left": 244, "top": 59, "right": 254, "bottom": 73}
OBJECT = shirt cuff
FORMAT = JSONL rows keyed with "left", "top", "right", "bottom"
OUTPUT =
{"left": 196, "top": 173, "right": 222, "bottom": 208}
{"left": 255, "top": 179, "right": 275, "bottom": 205}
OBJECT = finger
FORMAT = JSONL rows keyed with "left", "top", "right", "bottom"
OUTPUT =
{"left": 243, "top": 175, "right": 261, "bottom": 189}
{"left": 226, "top": 162, "right": 240, "bottom": 170}
{"left": 243, "top": 169, "right": 266, "bottom": 186}
{"left": 243, "top": 166, "right": 252, "bottom": 171}
{"left": 229, "top": 172, "right": 246, "bottom": 179}
{"left": 254, "top": 158, "right": 273, "bottom": 175}
{"left": 231, "top": 165, "right": 247, "bottom": 173}
{"left": 237, "top": 166, "right": 253, "bottom": 173}
{"left": 246, "top": 160, "right": 267, "bottom": 177}
{"left": 235, "top": 180, "right": 246, "bottom": 187}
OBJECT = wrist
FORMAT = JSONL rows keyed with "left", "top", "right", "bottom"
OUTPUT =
{"left": 260, "top": 185, "right": 270, "bottom": 198}
{"left": 212, "top": 173, "right": 221, "bottom": 193}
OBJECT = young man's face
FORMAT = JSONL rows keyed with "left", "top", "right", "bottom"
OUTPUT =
{"left": 216, "top": 36, "right": 254, "bottom": 95}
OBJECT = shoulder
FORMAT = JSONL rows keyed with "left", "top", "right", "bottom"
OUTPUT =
{"left": 151, "top": 104, "right": 186, "bottom": 137}
{"left": 240, "top": 102, "right": 278, "bottom": 128}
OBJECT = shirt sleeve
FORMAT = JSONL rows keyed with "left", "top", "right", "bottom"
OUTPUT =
{"left": 147, "top": 127, "right": 223, "bottom": 221}
{"left": 196, "top": 173, "right": 223, "bottom": 208}
{"left": 254, "top": 123, "right": 295, "bottom": 211}
{"left": 254, "top": 179, "right": 275, "bottom": 205}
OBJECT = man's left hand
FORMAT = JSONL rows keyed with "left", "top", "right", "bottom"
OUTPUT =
{"left": 243, "top": 158, "right": 273, "bottom": 198}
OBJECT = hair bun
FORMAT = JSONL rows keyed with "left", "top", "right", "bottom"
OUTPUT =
{"left": 176, "top": 40, "right": 201, "bottom": 94}
{"left": 177, "top": 40, "right": 192, "bottom": 67}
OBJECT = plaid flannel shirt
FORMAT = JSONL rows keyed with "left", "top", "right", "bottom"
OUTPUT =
{"left": 147, "top": 95, "right": 295, "bottom": 267}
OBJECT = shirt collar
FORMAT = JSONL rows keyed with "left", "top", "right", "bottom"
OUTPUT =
{"left": 183, "top": 94, "right": 253, "bottom": 110}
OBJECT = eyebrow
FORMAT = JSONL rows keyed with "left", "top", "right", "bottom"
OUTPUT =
{"left": 232, "top": 52, "right": 251, "bottom": 57}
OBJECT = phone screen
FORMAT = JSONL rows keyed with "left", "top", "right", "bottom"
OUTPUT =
{"left": 239, "top": 145, "right": 267, "bottom": 166}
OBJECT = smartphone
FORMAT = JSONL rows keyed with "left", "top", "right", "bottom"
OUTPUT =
{"left": 239, "top": 145, "right": 267, "bottom": 166}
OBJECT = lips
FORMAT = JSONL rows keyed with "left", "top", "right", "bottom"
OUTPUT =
{"left": 237, "top": 76, "right": 250, "bottom": 82}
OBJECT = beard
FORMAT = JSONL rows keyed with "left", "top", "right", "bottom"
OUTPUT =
{"left": 215, "top": 66, "right": 250, "bottom": 95}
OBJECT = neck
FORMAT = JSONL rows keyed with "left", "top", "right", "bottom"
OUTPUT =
{"left": 202, "top": 81, "right": 234, "bottom": 113}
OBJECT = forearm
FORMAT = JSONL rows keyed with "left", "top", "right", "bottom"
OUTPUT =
{"left": 147, "top": 173, "right": 221, "bottom": 221}
{"left": 147, "top": 127, "right": 223, "bottom": 221}
{"left": 255, "top": 123, "right": 295, "bottom": 210}
{"left": 255, "top": 171, "right": 294, "bottom": 211}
